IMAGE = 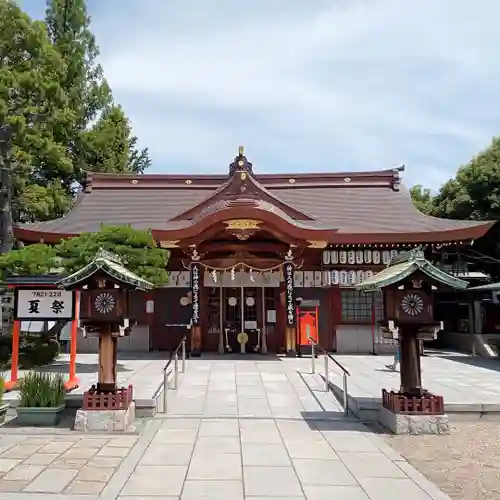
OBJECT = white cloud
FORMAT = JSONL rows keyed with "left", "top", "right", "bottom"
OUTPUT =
{"left": 23, "top": 0, "right": 500, "bottom": 187}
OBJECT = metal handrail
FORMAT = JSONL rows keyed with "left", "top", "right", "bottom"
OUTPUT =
{"left": 308, "top": 336, "right": 350, "bottom": 416}
{"left": 155, "top": 336, "right": 187, "bottom": 414}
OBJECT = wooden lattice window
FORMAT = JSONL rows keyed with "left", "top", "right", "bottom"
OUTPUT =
{"left": 341, "top": 290, "right": 383, "bottom": 323}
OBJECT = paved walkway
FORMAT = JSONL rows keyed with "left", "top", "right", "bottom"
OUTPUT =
{"left": 0, "top": 356, "right": 452, "bottom": 499}
{"left": 4, "top": 353, "right": 168, "bottom": 407}
{"left": 325, "top": 351, "right": 500, "bottom": 411}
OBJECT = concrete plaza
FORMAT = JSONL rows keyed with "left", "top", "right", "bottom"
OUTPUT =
{"left": 324, "top": 351, "right": 500, "bottom": 419}
{"left": 0, "top": 356, "right": 454, "bottom": 499}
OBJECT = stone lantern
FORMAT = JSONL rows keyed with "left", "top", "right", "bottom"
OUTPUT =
{"left": 357, "top": 248, "right": 468, "bottom": 434}
{"left": 57, "top": 249, "right": 153, "bottom": 431}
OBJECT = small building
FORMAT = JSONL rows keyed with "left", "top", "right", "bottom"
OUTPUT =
{"left": 14, "top": 150, "right": 494, "bottom": 354}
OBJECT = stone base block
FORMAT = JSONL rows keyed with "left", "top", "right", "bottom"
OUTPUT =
{"left": 74, "top": 402, "right": 136, "bottom": 433}
{"left": 378, "top": 405, "right": 450, "bottom": 435}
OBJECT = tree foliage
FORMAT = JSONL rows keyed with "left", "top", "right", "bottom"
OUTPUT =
{"left": 433, "top": 137, "right": 500, "bottom": 221}
{"left": 44, "top": 0, "right": 151, "bottom": 184}
{"left": 0, "top": 226, "right": 169, "bottom": 284}
{"left": 78, "top": 105, "right": 148, "bottom": 174}
{"left": 410, "top": 185, "right": 435, "bottom": 215}
{"left": 0, "top": 0, "right": 75, "bottom": 222}
{"left": 1, "top": 0, "right": 151, "bottom": 224}
{"left": 0, "top": 243, "right": 57, "bottom": 278}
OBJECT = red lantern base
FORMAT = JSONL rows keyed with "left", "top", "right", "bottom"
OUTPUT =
{"left": 83, "top": 384, "right": 133, "bottom": 411}
{"left": 382, "top": 388, "right": 444, "bottom": 415}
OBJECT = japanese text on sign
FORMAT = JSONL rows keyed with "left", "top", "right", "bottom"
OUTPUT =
{"left": 284, "top": 263, "right": 296, "bottom": 326}
{"left": 15, "top": 289, "right": 75, "bottom": 320}
{"left": 191, "top": 264, "right": 200, "bottom": 326}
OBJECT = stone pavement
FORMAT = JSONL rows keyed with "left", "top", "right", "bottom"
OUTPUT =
{"left": 4, "top": 353, "right": 168, "bottom": 408}
{"left": 0, "top": 356, "right": 452, "bottom": 499}
{"left": 324, "top": 351, "right": 500, "bottom": 415}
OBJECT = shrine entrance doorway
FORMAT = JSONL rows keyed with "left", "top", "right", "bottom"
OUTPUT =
{"left": 203, "top": 271, "right": 282, "bottom": 354}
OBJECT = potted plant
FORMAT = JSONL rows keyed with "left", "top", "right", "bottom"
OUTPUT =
{"left": 16, "top": 372, "right": 65, "bottom": 426}
{"left": 0, "top": 375, "right": 7, "bottom": 425}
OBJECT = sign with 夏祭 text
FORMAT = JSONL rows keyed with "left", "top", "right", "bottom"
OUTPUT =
{"left": 284, "top": 263, "right": 296, "bottom": 326}
{"left": 14, "top": 289, "right": 75, "bottom": 321}
{"left": 190, "top": 263, "right": 201, "bottom": 326}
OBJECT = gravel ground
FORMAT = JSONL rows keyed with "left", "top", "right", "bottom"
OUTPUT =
{"left": 383, "top": 421, "right": 500, "bottom": 500}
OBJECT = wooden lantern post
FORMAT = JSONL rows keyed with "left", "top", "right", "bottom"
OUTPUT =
{"left": 357, "top": 248, "right": 468, "bottom": 413}
{"left": 56, "top": 250, "right": 153, "bottom": 407}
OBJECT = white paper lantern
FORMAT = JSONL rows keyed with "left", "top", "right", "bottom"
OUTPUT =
{"left": 391, "top": 250, "right": 398, "bottom": 260}
{"left": 364, "top": 270, "right": 374, "bottom": 280}
{"left": 382, "top": 250, "right": 391, "bottom": 264}
{"left": 347, "top": 250, "right": 356, "bottom": 264}
{"left": 293, "top": 271, "right": 304, "bottom": 287}
{"left": 330, "top": 251, "right": 339, "bottom": 264}
{"left": 322, "top": 271, "right": 331, "bottom": 287}
{"left": 356, "top": 270, "right": 364, "bottom": 283}
{"left": 331, "top": 270, "right": 339, "bottom": 285}
{"left": 372, "top": 250, "right": 381, "bottom": 264}
{"left": 322, "top": 251, "right": 330, "bottom": 265}
{"left": 347, "top": 270, "right": 356, "bottom": 285}
{"left": 339, "top": 251, "right": 347, "bottom": 264}
{"left": 364, "top": 250, "right": 372, "bottom": 264}
{"left": 339, "top": 270, "right": 348, "bottom": 285}
{"left": 356, "top": 250, "right": 364, "bottom": 264}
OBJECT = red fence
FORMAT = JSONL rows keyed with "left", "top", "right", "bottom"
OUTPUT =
{"left": 382, "top": 389, "right": 444, "bottom": 415}
{"left": 83, "top": 385, "right": 134, "bottom": 410}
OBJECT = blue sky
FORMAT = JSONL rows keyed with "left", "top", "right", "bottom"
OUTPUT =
{"left": 20, "top": 0, "right": 500, "bottom": 189}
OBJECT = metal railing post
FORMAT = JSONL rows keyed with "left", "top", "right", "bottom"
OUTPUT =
{"left": 311, "top": 342, "right": 316, "bottom": 374}
{"left": 174, "top": 352, "right": 179, "bottom": 390}
{"left": 163, "top": 370, "right": 168, "bottom": 413}
{"left": 324, "top": 355, "right": 329, "bottom": 392}
{"left": 181, "top": 338, "right": 186, "bottom": 373}
{"left": 343, "top": 372, "right": 348, "bottom": 416}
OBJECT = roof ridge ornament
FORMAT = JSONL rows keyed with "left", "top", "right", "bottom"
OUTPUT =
{"left": 229, "top": 145, "right": 253, "bottom": 176}
{"left": 95, "top": 248, "right": 123, "bottom": 265}
{"left": 391, "top": 164, "right": 404, "bottom": 191}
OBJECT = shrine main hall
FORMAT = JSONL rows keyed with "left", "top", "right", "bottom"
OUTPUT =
{"left": 14, "top": 149, "right": 494, "bottom": 355}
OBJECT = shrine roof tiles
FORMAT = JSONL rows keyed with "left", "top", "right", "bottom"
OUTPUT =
{"left": 15, "top": 166, "right": 494, "bottom": 245}
{"left": 57, "top": 249, "right": 154, "bottom": 291}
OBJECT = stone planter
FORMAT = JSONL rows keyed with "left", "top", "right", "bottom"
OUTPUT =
{"left": 0, "top": 403, "right": 8, "bottom": 426}
{"left": 16, "top": 404, "right": 66, "bottom": 426}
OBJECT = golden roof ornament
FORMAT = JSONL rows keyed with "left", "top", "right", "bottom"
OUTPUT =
{"left": 229, "top": 146, "right": 253, "bottom": 176}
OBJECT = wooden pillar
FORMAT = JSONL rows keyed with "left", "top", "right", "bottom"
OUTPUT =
{"left": 285, "top": 327, "right": 297, "bottom": 355}
{"left": 399, "top": 325, "right": 422, "bottom": 395}
{"left": 97, "top": 324, "right": 117, "bottom": 393}
{"left": 191, "top": 326, "right": 201, "bottom": 356}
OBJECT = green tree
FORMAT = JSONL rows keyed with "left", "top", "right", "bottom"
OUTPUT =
{"left": 45, "top": 0, "right": 111, "bottom": 133}
{"left": 433, "top": 137, "right": 500, "bottom": 220}
{"left": 45, "top": 0, "right": 150, "bottom": 182}
{"left": 78, "top": 105, "right": 138, "bottom": 173}
{"left": 0, "top": 0, "right": 75, "bottom": 222}
{"left": 410, "top": 184, "right": 435, "bottom": 215}
{"left": 1, "top": 226, "right": 169, "bottom": 284}
{"left": 0, "top": 244, "right": 57, "bottom": 280}
{"left": 56, "top": 225, "right": 169, "bottom": 284}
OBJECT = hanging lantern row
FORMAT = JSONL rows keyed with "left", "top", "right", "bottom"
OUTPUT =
{"left": 322, "top": 249, "right": 399, "bottom": 266}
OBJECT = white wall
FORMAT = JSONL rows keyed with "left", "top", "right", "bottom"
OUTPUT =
{"left": 76, "top": 325, "right": 150, "bottom": 353}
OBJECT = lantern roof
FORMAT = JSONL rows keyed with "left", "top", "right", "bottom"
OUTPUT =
{"left": 56, "top": 248, "right": 154, "bottom": 291}
{"left": 357, "top": 248, "right": 469, "bottom": 293}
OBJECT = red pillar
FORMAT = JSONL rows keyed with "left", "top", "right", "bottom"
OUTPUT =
{"left": 65, "top": 291, "right": 80, "bottom": 391}
{"left": 5, "top": 320, "right": 20, "bottom": 391}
